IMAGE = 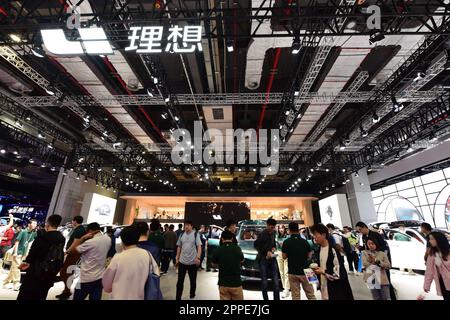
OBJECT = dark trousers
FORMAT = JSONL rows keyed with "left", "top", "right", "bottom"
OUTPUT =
{"left": 161, "top": 249, "right": 176, "bottom": 272}
{"left": 259, "top": 258, "right": 280, "bottom": 300}
{"left": 73, "top": 279, "right": 103, "bottom": 300}
{"left": 176, "top": 263, "right": 198, "bottom": 300}
{"left": 200, "top": 248, "right": 205, "bottom": 268}
{"left": 17, "top": 272, "right": 53, "bottom": 300}
{"left": 346, "top": 251, "right": 359, "bottom": 272}
{"left": 59, "top": 251, "right": 81, "bottom": 294}
{"left": 439, "top": 275, "right": 450, "bottom": 301}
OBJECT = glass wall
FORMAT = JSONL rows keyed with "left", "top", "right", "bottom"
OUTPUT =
{"left": 372, "top": 167, "right": 450, "bottom": 229}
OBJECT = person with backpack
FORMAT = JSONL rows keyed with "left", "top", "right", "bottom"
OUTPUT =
{"left": 343, "top": 226, "right": 359, "bottom": 273}
{"left": 327, "top": 224, "right": 354, "bottom": 273}
{"left": 175, "top": 220, "right": 202, "bottom": 300}
{"left": 135, "top": 221, "right": 161, "bottom": 265}
{"left": 71, "top": 223, "right": 112, "bottom": 300}
{"left": 16, "top": 215, "right": 65, "bottom": 300}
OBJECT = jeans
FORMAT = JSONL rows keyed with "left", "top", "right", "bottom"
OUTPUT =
{"left": 73, "top": 279, "right": 103, "bottom": 300}
{"left": 176, "top": 263, "right": 198, "bottom": 300}
{"left": 259, "top": 258, "right": 280, "bottom": 300}
{"left": 370, "top": 285, "right": 391, "bottom": 300}
{"left": 161, "top": 249, "right": 176, "bottom": 272}
{"left": 346, "top": 251, "right": 359, "bottom": 272}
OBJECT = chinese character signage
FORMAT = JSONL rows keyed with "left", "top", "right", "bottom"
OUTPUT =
{"left": 125, "top": 25, "right": 203, "bottom": 53}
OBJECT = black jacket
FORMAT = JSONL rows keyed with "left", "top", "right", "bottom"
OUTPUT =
{"left": 253, "top": 229, "right": 275, "bottom": 261}
{"left": 25, "top": 229, "right": 65, "bottom": 281}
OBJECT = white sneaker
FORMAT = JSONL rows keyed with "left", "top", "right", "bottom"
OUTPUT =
{"left": 282, "top": 289, "right": 290, "bottom": 298}
{"left": 3, "top": 283, "right": 13, "bottom": 290}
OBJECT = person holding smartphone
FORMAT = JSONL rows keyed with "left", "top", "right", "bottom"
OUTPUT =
{"left": 362, "top": 237, "right": 391, "bottom": 300}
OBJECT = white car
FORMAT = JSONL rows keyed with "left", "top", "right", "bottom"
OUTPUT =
{"left": 382, "top": 228, "right": 427, "bottom": 271}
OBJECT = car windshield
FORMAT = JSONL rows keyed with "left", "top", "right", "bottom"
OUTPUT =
{"left": 240, "top": 226, "right": 266, "bottom": 241}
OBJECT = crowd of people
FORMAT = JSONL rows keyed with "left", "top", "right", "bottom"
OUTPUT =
{"left": 0, "top": 213, "right": 448, "bottom": 301}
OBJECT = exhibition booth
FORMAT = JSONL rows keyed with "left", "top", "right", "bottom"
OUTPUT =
{"left": 121, "top": 195, "right": 317, "bottom": 227}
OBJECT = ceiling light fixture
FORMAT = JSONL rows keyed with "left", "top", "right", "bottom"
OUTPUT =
{"left": 291, "top": 37, "right": 301, "bottom": 54}
{"left": 9, "top": 34, "right": 21, "bottom": 42}
{"left": 372, "top": 112, "right": 380, "bottom": 123}
{"left": 31, "top": 45, "right": 45, "bottom": 58}
{"left": 226, "top": 40, "right": 234, "bottom": 52}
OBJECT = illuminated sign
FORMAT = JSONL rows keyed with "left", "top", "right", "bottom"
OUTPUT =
{"left": 41, "top": 27, "right": 113, "bottom": 56}
{"left": 125, "top": 25, "right": 203, "bottom": 53}
{"left": 40, "top": 25, "right": 203, "bottom": 56}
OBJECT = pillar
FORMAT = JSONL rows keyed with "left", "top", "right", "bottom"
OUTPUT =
{"left": 346, "top": 167, "right": 377, "bottom": 225}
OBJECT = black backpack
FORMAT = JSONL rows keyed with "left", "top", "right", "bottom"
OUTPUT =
{"left": 35, "top": 241, "right": 65, "bottom": 276}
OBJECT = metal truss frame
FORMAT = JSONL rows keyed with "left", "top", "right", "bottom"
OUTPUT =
{"left": 0, "top": 46, "right": 116, "bottom": 140}
{"left": 15, "top": 89, "right": 445, "bottom": 107}
{"left": 343, "top": 92, "right": 450, "bottom": 168}
{"left": 2, "top": 1, "right": 450, "bottom": 43}
{"left": 306, "top": 71, "right": 369, "bottom": 142}
{"left": 0, "top": 121, "right": 68, "bottom": 164}
{"left": 0, "top": 89, "right": 74, "bottom": 144}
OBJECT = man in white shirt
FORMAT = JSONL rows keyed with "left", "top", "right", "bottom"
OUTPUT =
{"left": 102, "top": 226, "right": 150, "bottom": 300}
{"left": 71, "top": 222, "right": 111, "bottom": 300}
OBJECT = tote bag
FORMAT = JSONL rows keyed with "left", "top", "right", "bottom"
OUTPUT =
{"left": 144, "top": 252, "right": 164, "bottom": 300}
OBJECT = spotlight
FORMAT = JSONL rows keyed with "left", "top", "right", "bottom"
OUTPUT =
{"left": 339, "top": 141, "right": 346, "bottom": 150}
{"left": 372, "top": 112, "right": 380, "bottom": 123}
{"left": 325, "top": 168, "right": 330, "bottom": 172}
{"left": 153, "top": 77, "right": 159, "bottom": 84}
{"left": 395, "top": 153, "right": 400, "bottom": 160}
{"left": 226, "top": 40, "right": 234, "bottom": 52}
{"left": 0, "top": 147, "right": 5, "bottom": 154}
{"left": 147, "top": 88, "right": 154, "bottom": 97}
{"left": 161, "top": 112, "right": 168, "bottom": 119}
{"left": 45, "top": 87, "right": 55, "bottom": 96}
{"left": 31, "top": 45, "right": 45, "bottom": 58}
{"left": 51, "top": 167, "right": 56, "bottom": 172}
{"left": 76, "top": 174, "right": 80, "bottom": 180}
{"left": 342, "top": 168, "right": 346, "bottom": 172}
{"left": 391, "top": 96, "right": 404, "bottom": 113}
{"left": 355, "top": 172, "right": 359, "bottom": 177}
{"left": 361, "top": 126, "right": 368, "bottom": 137}
{"left": 407, "top": 144, "right": 414, "bottom": 153}
{"left": 174, "top": 115, "right": 180, "bottom": 121}
{"left": 14, "top": 119, "right": 23, "bottom": 128}
{"left": 413, "top": 71, "right": 426, "bottom": 82}
{"left": 164, "top": 96, "right": 170, "bottom": 103}
{"left": 41, "top": 163, "right": 46, "bottom": 168}
{"left": 29, "top": 158, "right": 34, "bottom": 164}
{"left": 285, "top": 110, "right": 290, "bottom": 116}
{"left": 38, "top": 132, "right": 45, "bottom": 139}
{"left": 294, "top": 90, "right": 300, "bottom": 97}
{"left": 291, "top": 37, "right": 301, "bottom": 54}
{"left": 369, "top": 29, "right": 385, "bottom": 45}
{"left": 9, "top": 34, "right": 21, "bottom": 42}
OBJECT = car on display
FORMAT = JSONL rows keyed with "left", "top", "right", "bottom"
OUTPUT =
{"left": 368, "top": 220, "right": 450, "bottom": 271}
{"left": 205, "top": 225, "right": 224, "bottom": 271}
{"left": 206, "top": 220, "right": 312, "bottom": 281}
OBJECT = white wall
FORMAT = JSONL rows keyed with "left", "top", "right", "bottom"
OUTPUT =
{"left": 318, "top": 194, "right": 352, "bottom": 228}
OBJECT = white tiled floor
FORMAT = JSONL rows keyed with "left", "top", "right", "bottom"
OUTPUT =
{"left": 0, "top": 265, "right": 442, "bottom": 300}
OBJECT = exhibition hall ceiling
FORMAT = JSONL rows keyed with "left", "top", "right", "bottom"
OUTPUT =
{"left": 1, "top": 1, "right": 450, "bottom": 195}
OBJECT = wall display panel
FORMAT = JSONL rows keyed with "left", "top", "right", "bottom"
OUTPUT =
{"left": 396, "top": 180, "right": 414, "bottom": 191}
{"left": 424, "top": 180, "right": 447, "bottom": 194}
{"left": 398, "top": 188, "right": 417, "bottom": 199}
{"left": 80, "top": 193, "right": 117, "bottom": 225}
{"left": 318, "top": 194, "right": 352, "bottom": 228}
{"left": 421, "top": 171, "right": 445, "bottom": 185}
{"left": 184, "top": 202, "right": 251, "bottom": 228}
{"left": 372, "top": 167, "right": 450, "bottom": 229}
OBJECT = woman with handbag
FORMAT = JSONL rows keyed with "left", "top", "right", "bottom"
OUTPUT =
{"left": 423, "top": 231, "right": 450, "bottom": 301}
